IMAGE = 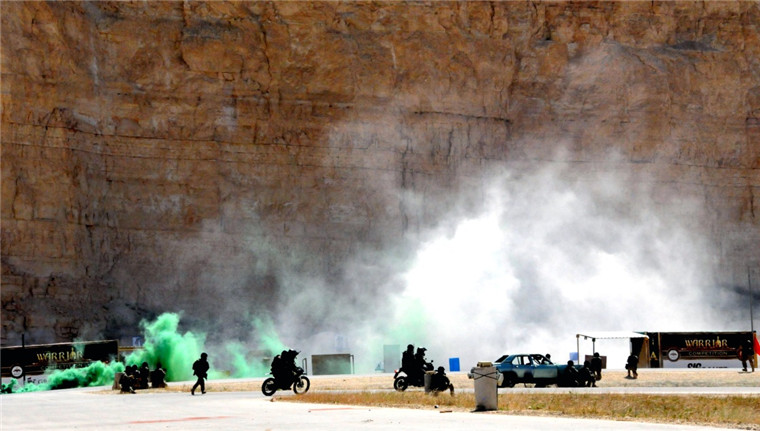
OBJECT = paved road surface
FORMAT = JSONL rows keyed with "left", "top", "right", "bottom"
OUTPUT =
{"left": 1, "top": 383, "right": 744, "bottom": 430}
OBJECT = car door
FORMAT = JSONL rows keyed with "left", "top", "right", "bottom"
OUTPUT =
{"left": 512, "top": 355, "right": 533, "bottom": 379}
{"left": 531, "top": 355, "right": 558, "bottom": 379}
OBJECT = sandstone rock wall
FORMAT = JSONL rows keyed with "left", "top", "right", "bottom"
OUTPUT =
{"left": 2, "top": 1, "right": 759, "bottom": 344}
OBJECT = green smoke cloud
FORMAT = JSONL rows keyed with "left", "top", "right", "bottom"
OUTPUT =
{"left": 11, "top": 361, "right": 125, "bottom": 392}
{"left": 125, "top": 312, "right": 205, "bottom": 381}
{"left": 122, "top": 312, "right": 289, "bottom": 380}
{"left": 252, "top": 316, "right": 286, "bottom": 355}
{"left": 389, "top": 297, "right": 430, "bottom": 343}
{"left": 3, "top": 312, "right": 293, "bottom": 393}
{"left": 224, "top": 316, "right": 287, "bottom": 378}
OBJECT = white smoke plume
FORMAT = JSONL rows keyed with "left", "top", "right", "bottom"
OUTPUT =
{"left": 199, "top": 152, "right": 743, "bottom": 374}
{"left": 383, "top": 157, "right": 741, "bottom": 370}
{"left": 161, "top": 132, "right": 755, "bottom": 376}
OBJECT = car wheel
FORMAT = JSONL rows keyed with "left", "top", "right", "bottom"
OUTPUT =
{"left": 501, "top": 373, "right": 516, "bottom": 388}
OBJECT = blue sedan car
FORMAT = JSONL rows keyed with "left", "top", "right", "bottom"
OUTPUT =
{"left": 493, "top": 353, "right": 579, "bottom": 387}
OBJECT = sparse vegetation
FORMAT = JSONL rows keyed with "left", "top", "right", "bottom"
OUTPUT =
{"left": 99, "top": 369, "right": 760, "bottom": 429}
{"left": 287, "top": 391, "right": 760, "bottom": 429}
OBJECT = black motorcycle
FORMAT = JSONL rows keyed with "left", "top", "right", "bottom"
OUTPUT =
{"left": 393, "top": 361, "right": 433, "bottom": 391}
{"left": 261, "top": 366, "right": 310, "bottom": 396}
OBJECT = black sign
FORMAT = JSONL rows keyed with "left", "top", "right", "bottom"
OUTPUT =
{"left": 646, "top": 331, "right": 754, "bottom": 367}
{"left": 1, "top": 340, "right": 119, "bottom": 377}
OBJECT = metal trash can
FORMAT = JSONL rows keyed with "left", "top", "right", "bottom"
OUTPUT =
{"left": 423, "top": 370, "right": 435, "bottom": 393}
{"left": 470, "top": 362, "right": 499, "bottom": 411}
{"left": 113, "top": 372, "right": 123, "bottom": 390}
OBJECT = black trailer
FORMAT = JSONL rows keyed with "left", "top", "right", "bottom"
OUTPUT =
{"left": 645, "top": 331, "right": 757, "bottom": 369}
{"left": 1, "top": 340, "right": 119, "bottom": 379}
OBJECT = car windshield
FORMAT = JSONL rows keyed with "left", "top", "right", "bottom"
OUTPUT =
{"left": 494, "top": 355, "right": 509, "bottom": 363}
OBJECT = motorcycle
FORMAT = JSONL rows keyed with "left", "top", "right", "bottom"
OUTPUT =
{"left": 393, "top": 361, "right": 433, "bottom": 391}
{"left": 261, "top": 366, "right": 311, "bottom": 396}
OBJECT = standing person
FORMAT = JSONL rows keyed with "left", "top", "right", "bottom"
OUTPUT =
{"left": 191, "top": 352, "right": 209, "bottom": 395}
{"left": 590, "top": 352, "right": 603, "bottom": 381}
{"left": 748, "top": 340, "right": 756, "bottom": 372}
{"left": 626, "top": 353, "right": 638, "bottom": 379}
{"left": 739, "top": 340, "right": 755, "bottom": 372}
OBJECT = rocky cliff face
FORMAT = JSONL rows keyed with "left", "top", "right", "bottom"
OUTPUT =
{"left": 2, "top": 2, "right": 759, "bottom": 345}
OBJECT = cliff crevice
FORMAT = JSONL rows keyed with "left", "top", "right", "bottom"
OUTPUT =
{"left": 2, "top": 1, "right": 759, "bottom": 344}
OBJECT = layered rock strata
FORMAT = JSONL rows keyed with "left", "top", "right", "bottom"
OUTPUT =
{"left": 1, "top": 1, "right": 759, "bottom": 344}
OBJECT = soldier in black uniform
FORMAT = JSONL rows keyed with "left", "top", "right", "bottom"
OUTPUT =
{"left": 138, "top": 362, "right": 150, "bottom": 389}
{"left": 562, "top": 360, "right": 580, "bottom": 387}
{"left": 739, "top": 340, "right": 755, "bottom": 372}
{"left": 430, "top": 366, "right": 454, "bottom": 395}
{"left": 626, "top": 353, "right": 638, "bottom": 379}
{"left": 579, "top": 361, "right": 597, "bottom": 387}
{"left": 401, "top": 344, "right": 415, "bottom": 372}
{"left": 151, "top": 362, "right": 167, "bottom": 388}
{"left": 119, "top": 365, "right": 136, "bottom": 394}
{"left": 271, "top": 349, "right": 299, "bottom": 388}
{"left": 590, "top": 352, "right": 603, "bottom": 381}
{"left": 191, "top": 352, "right": 209, "bottom": 395}
{"left": 415, "top": 348, "right": 432, "bottom": 370}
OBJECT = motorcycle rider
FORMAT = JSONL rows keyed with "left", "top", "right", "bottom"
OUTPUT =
{"left": 399, "top": 344, "right": 419, "bottom": 382}
{"left": 414, "top": 347, "right": 433, "bottom": 384}
{"left": 271, "top": 349, "right": 299, "bottom": 388}
{"left": 415, "top": 347, "right": 432, "bottom": 370}
{"left": 401, "top": 344, "right": 415, "bottom": 371}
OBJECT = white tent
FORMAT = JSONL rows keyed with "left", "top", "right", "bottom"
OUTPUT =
{"left": 576, "top": 331, "right": 649, "bottom": 361}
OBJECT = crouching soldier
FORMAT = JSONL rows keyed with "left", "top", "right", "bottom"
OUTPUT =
{"left": 138, "top": 362, "right": 150, "bottom": 389}
{"left": 151, "top": 363, "right": 167, "bottom": 388}
{"left": 430, "top": 366, "right": 454, "bottom": 395}
{"left": 561, "top": 360, "right": 580, "bottom": 387}
{"left": 119, "top": 367, "right": 136, "bottom": 394}
{"left": 579, "top": 361, "right": 597, "bottom": 387}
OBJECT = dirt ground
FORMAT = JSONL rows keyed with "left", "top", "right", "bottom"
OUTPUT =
{"left": 279, "top": 369, "right": 760, "bottom": 391}
{"left": 123, "top": 368, "right": 759, "bottom": 394}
